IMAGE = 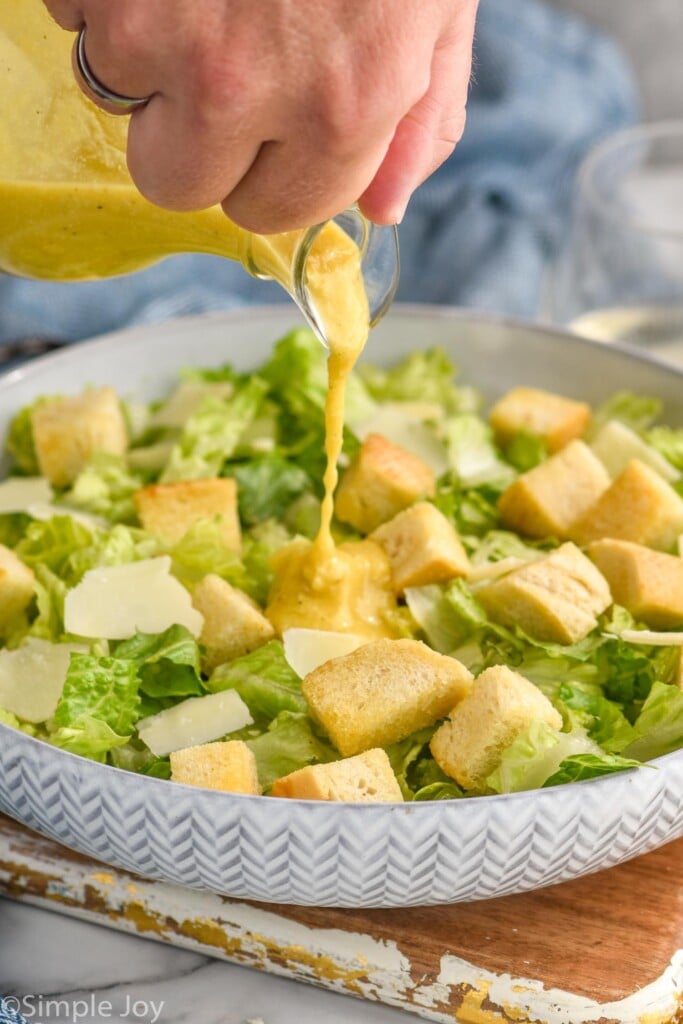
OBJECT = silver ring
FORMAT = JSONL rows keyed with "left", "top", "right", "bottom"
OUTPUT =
{"left": 73, "top": 27, "right": 151, "bottom": 115}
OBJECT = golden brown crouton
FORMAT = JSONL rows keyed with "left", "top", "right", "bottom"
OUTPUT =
{"left": 170, "top": 740, "right": 259, "bottom": 794}
{"left": 192, "top": 573, "right": 274, "bottom": 671}
{"left": 430, "top": 665, "right": 562, "bottom": 790}
{"left": 335, "top": 433, "right": 436, "bottom": 534}
{"left": 489, "top": 387, "right": 590, "bottom": 454}
{"left": 134, "top": 478, "right": 241, "bottom": 549}
{"left": 477, "top": 542, "right": 612, "bottom": 644}
{"left": 571, "top": 460, "right": 683, "bottom": 551}
{"left": 271, "top": 748, "right": 403, "bottom": 802}
{"left": 0, "top": 544, "right": 34, "bottom": 633}
{"left": 31, "top": 387, "right": 128, "bottom": 488}
{"left": 498, "top": 440, "right": 610, "bottom": 540}
{"left": 302, "top": 638, "right": 472, "bottom": 757}
{"left": 370, "top": 502, "right": 470, "bottom": 593}
{"left": 587, "top": 539, "right": 683, "bottom": 629}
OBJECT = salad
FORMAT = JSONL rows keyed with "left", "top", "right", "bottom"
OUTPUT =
{"left": 1, "top": 327, "right": 683, "bottom": 801}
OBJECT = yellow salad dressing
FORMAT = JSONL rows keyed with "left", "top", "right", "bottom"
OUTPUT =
{"left": 1, "top": 0, "right": 397, "bottom": 636}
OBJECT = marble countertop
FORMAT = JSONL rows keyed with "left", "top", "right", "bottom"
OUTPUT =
{"left": 0, "top": 897, "right": 415, "bottom": 1024}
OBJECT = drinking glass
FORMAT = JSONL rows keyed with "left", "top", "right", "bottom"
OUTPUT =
{"left": 545, "top": 121, "right": 683, "bottom": 365}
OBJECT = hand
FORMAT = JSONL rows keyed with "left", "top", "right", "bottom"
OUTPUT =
{"left": 45, "top": 0, "right": 478, "bottom": 233}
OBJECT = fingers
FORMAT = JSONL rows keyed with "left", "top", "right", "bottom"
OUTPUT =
{"left": 359, "top": 3, "right": 478, "bottom": 225}
{"left": 221, "top": 131, "right": 396, "bottom": 235}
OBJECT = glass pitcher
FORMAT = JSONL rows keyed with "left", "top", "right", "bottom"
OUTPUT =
{"left": 0, "top": 0, "right": 399, "bottom": 346}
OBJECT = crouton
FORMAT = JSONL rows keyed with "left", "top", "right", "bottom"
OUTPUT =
{"left": 134, "top": 478, "right": 241, "bottom": 549}
{"left": 271, "top": 748, "right": 403, "bottom": 802}
{"left": 31, "top": 387, "right": 128, "bottom": 488}
{"left": 170, "top": 740, "right": 259, "bottom": 794}
{"left": 430, "top": 665, "right": 563, "bottom": 790}
{"left": 370, "top": 502, "right": 470, "bottom": 593}
{"left": 498, "top": 440, "right": 610, "bottom": 540}
{"left": 335, "top": 433, "right": 436, "bottom": 534}
{"left": 302, "top": 638, "right": 472, "bottom": 757}
{"left": 478, "top": 542, "right": 611, "bottom": 644}
{"left": 587, "top": 539, "right": 683, "bottom": 629}
{"left": 0, "top": 544, "right": 34, "bottom": 632}
{"left": 489, "top": 387, "right": 590, "bottom": 454}
{"left": 192, "top": 573, "right": 274, "bottom": 671}
{"left": 571, "top": 460, "right": 683, "bottom": 551}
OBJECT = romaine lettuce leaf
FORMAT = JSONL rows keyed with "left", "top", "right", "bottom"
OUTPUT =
{"left": 557, "top": 681, "right": 635, "bottom": 752}
{"left": 647, "top": 426, "right": 683, "bottom": 473}
{"left": 623, "top": 681, "right": 683, "bottom": 761}
{"left": 405, "top": 580, "right": 487, "bottom": 653}
{"left": 443, "top": 414, "right": 515, "bottom": 489}
{"left": 51, "top": 653, "right": 140, "bottom": 753}
{"left": 589, "top": 391, "right": 662, "bottom": 437}
{"left": 502, "top": 431, "right": 547, "bottom": 473}
{"left": 208, "top": 640, "right": 307, "bottom": 720}
{"left": 543, "top": 753, "right": 642, "bottom": 787}
{"left": 244, "top": 710, "right": 337, "bottom": 790}
{"left": 114, "top": 625, "right": 205, "bottom": 700}
{"left": 487, "top": 721, "right": 603, "bottom": 794}
{"left": 358, "top": 348, "right": 477, "bottom": 415}
{"left": 161, "top": 377, "right": 269, "bottom": 481}
{"left": 62, "top": 453, "right": 146, "bottom": 524}
{"left": 229, "top": 455, "right": 313, "bottom": 526}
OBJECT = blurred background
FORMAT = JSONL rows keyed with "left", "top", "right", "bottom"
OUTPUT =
{"left": 554, "top": 0, "right": 681, "bottom": 120}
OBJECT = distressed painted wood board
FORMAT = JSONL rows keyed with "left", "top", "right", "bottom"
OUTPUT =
{"left": 0, "top": 812, "right": 681, "bottom": 1024}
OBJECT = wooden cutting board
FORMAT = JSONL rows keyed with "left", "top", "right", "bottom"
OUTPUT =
{"left": 1, "top": 812, "right": 682, "bottom": 1024}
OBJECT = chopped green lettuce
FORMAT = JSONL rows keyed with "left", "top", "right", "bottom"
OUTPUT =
{"left": 229, "top": 455, "right": 313, "bottom": 526}
{"left": 358, "top": 347, "right": 478, "bottom": 414}
{"left": 646, "top": 426, "right": 683, "bottom": 473}
{"left": 50, "top": 653, "right": 140, "bottom": 758}
{"left": 405, "top": 580, "right": 487, "bottom": 653}
{"left": 543, "top": 753, "right": 643, "bottom": 787}
{"left": 487, "top": 721, "right": 602, "bottom": 794}
{"left": 589, "top": 391, "right": 662, "bottom": 437}
{"left": 114, "top": 625, "right": 205, "bottom": 700}
{"left": 443, "top": 414, "right": 515, "bottom": 489}
{"left": 623, "top": 681, "right": 683, "bottom": 761}
{"left": 62, "top": 453, "right": 146, "bottom": 524}
{"left": 208, "top": 641, "right": 307, "bottom": 720}
{"left": 161, "top": 377, "right": 269, "bottom": 481}
{"left": 245, "top": 711, "right": 337, "bottom": 790}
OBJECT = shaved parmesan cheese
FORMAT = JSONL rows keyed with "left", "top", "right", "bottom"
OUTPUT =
{"left": 27, "top": 502, "right": 107, "bottom": 531}
{"left": 0, "top": 638, "right": 85, "bottom": 723}
{"left": 355, "top": 404, "right": 448, "bottom": 476}
{"left": 0, "top": 476, "right": 52, "bottom": 512}
{"left": 283, "top": 628, "right": 367, "bottom": 678}
{"left": 64, "top": 556, "right": 203, "bottom": 639}
{"left": 467, "top": 557, "right": 529, "bottom": 584}
{"left": 149, "top": 381, "right": 234, "bottom": 429}
{"left": 606, "top": 629, "right": 683, "bottom": 647}
{"left": 591, "top": 420, "right": 679, "bottom": 482}
{"left": 137, "top": 690, "right": 253, "bottom": 756}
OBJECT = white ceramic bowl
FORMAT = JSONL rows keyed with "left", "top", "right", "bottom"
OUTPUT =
{"left": 1, "top": 306, "right": 682, "bottom": 908}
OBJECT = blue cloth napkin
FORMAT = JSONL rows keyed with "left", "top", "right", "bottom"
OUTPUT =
{"left": 0, "top": 0, "right": 636, "bottom": 342}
